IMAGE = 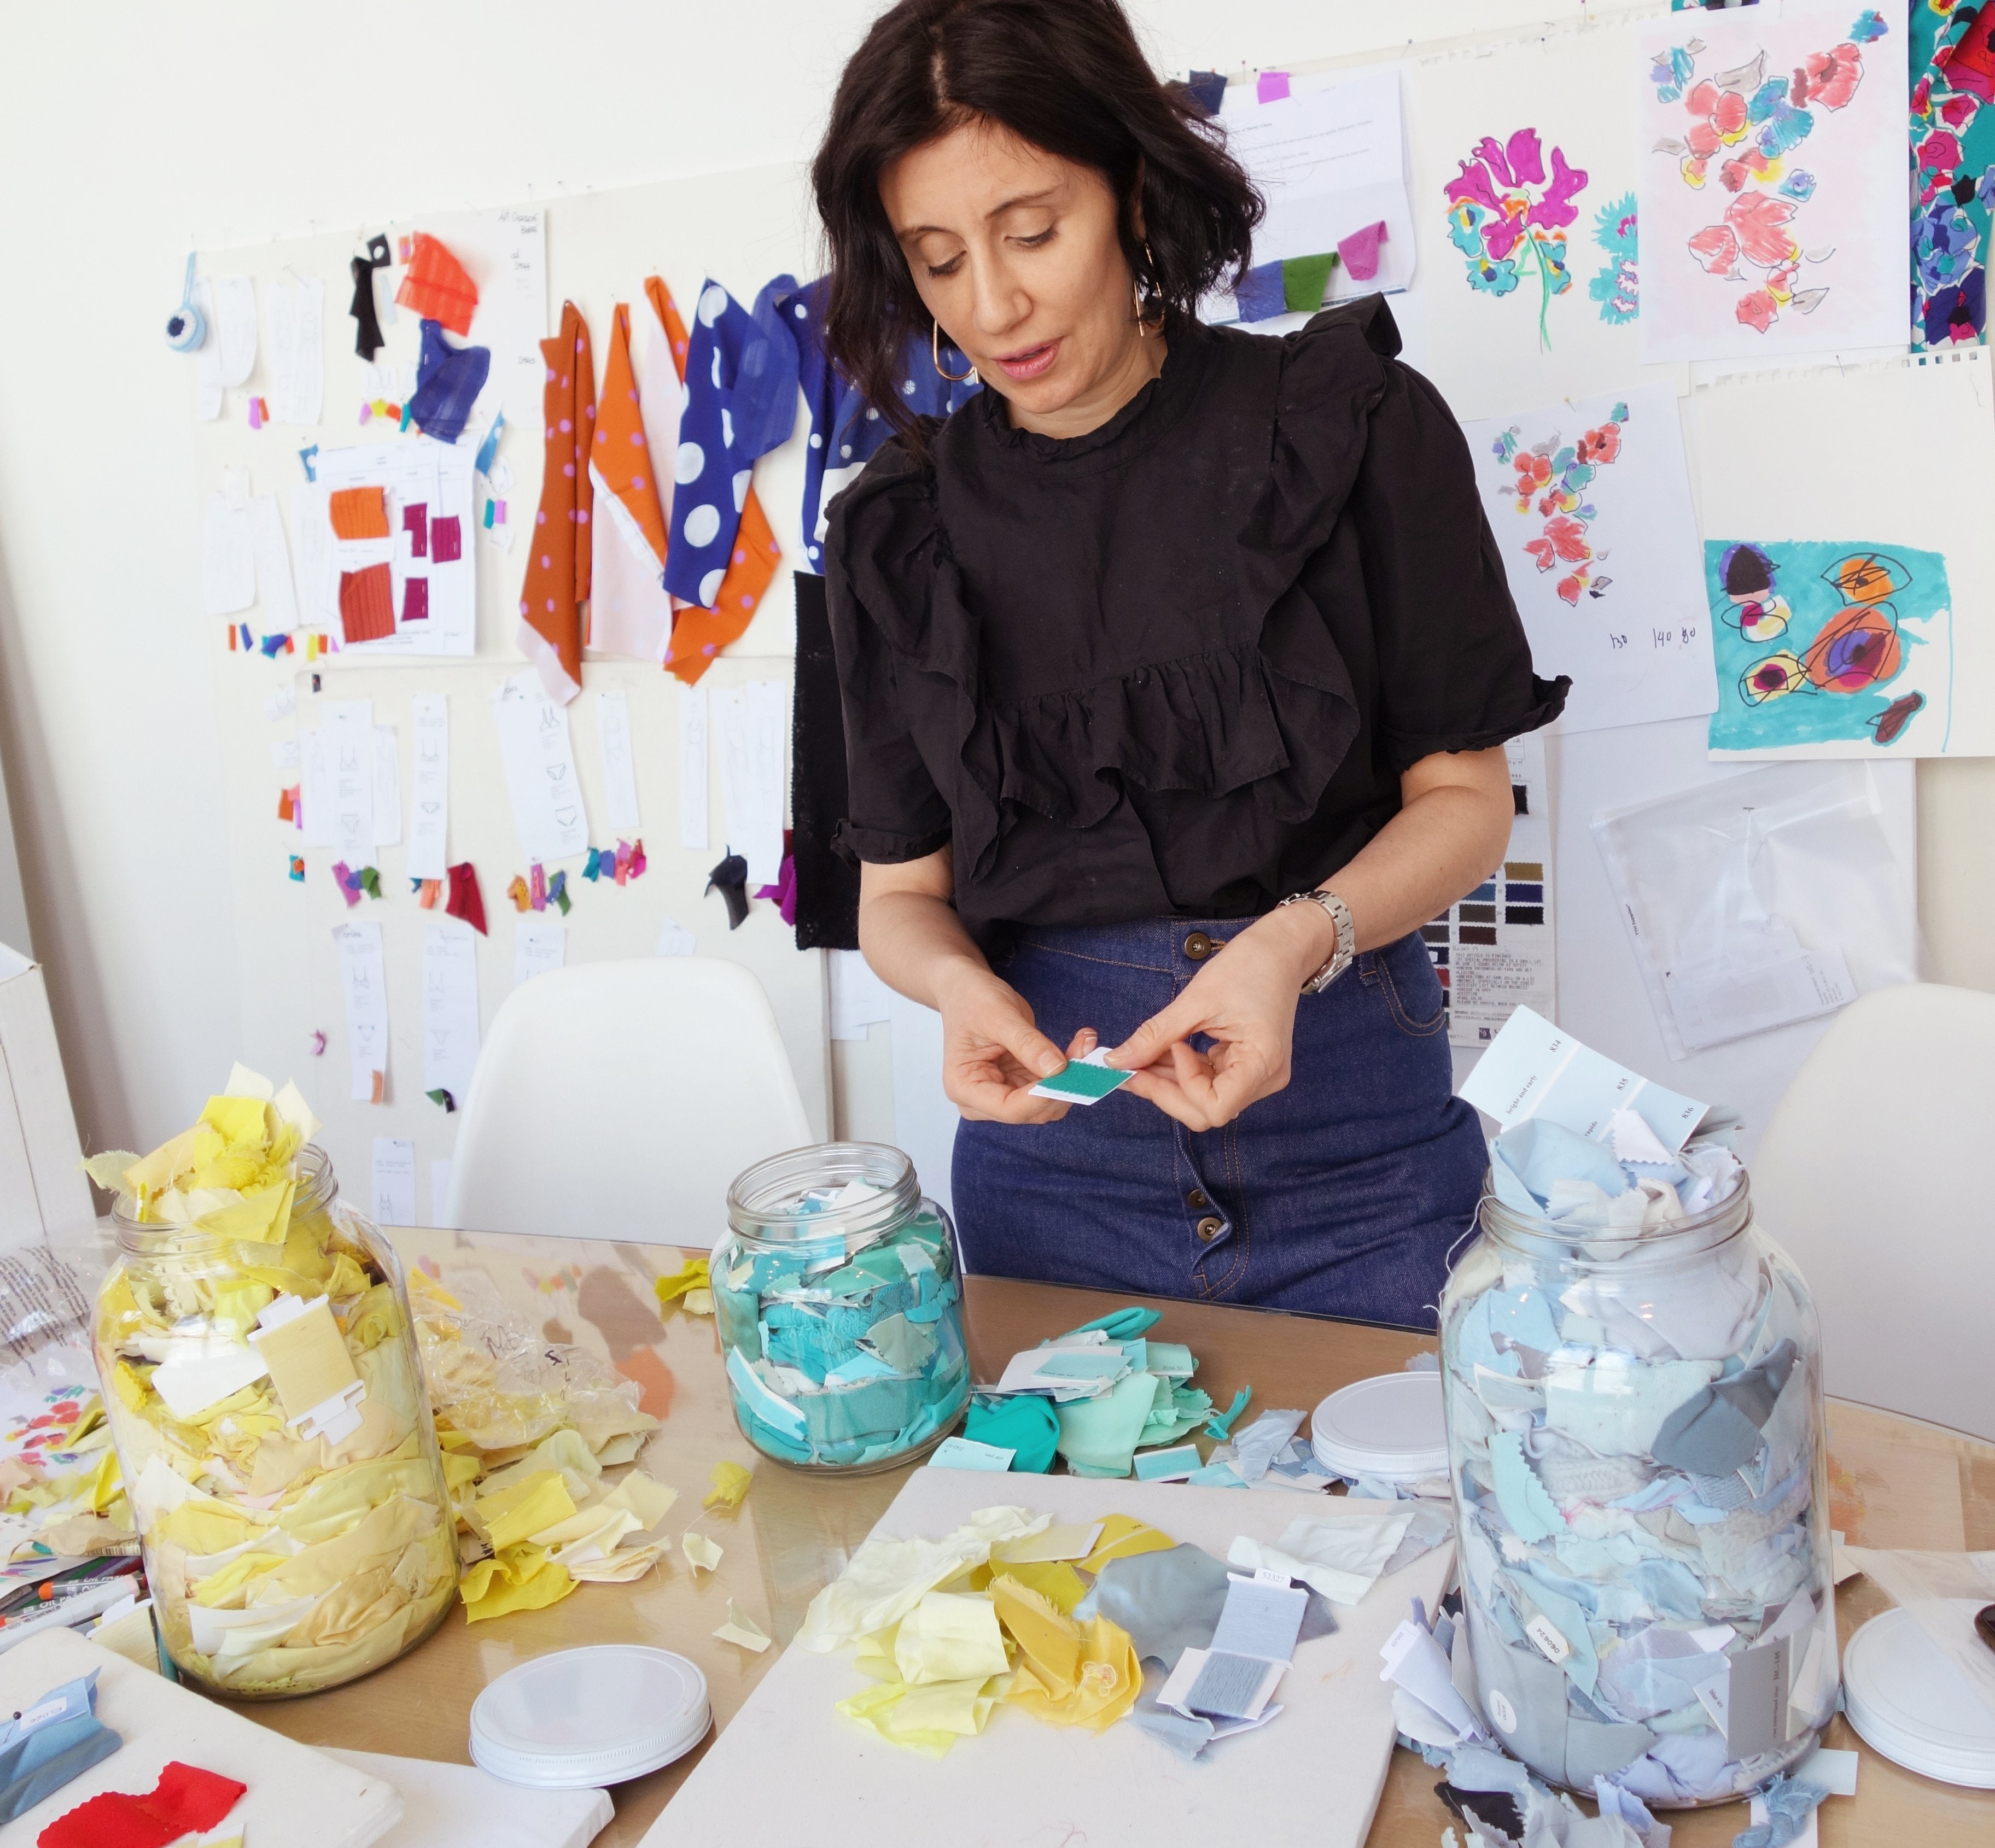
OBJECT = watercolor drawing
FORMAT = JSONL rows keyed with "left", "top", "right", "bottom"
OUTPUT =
{"left": 1911, "top": 1, "right": 1995, "bottom": 349}
{"left": 1589, "top": 192, "right": 1640, "bottom": 325}
{"left": 1488, "top": 402, "right": 1629, "bottom": 605}
{"left": 1707, "top": 539, "right": 1953, "bottom": 753}
{"left": 1443, "top": 127, "right": 1590, "bottom": 347}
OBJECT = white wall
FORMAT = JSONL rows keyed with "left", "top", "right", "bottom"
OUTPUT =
{"left": 3, "top": 0, "right": 1992, "bottom": 1165}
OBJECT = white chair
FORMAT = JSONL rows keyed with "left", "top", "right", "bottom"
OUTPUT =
{"left": 444, "top": 958, "right": 813, "bottom": 1245}
{"left": 1751, "top": 983, "right": 1995, "bottom": 1441}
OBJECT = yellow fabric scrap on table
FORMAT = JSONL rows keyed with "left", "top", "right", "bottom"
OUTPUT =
{"left": 440, "top": 1451, "right": 483, "bottom": 1492}
{"left": 602, "top": 1470, "right": 676, "bottom": 1530}
{"left": 854, "top": 1625, "right": 901, "bottom": 1683}
{"left": 1003, "top": 1615, "right": 1140, "bottom": 1732}
{"left": 989, "top": 1558, "right": 1088, "bottom": 1615}
{"left": 990, "top": 1575, "right": 1081, "bottom": 1699}
{"left": 1077, "top": 1514, "right": 1176, "bottom": 1575}
{"left": 703, "top": 1460, "right": 752, "bottom": 1512}
{"left": 654, "top": 1257, "right": 709, "bottom": 1310}
{"left": 568, "top": 1537, "right": 672, "bottom": 1583}
{"left": 836, "top": 1674, "right": 1004, "bottom": 1758}
{"left": 715, "top": 1601, "right": 772, "bottom": 1653}
{"left": 460, "top": 1543, "right": 578, "bottom": 1623}
{"left": 480, "top": 1428, "right": 602, "bottom": 1507}
{"left": 681, "top": 1531, "right": 723, "bottom": 1575}
{"left": 475, "top": 1470, "right": 577, "bottom": 1551}
{"left": 894, "top": 1591, "right": 1010, "bottom": 1687}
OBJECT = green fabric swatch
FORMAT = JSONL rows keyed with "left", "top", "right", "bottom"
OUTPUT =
{"left": 1282, "top": 252, "right": 1335, "bottom": 315}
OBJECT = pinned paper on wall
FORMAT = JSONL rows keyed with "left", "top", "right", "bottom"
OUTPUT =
{"left": 411, "top": 207, "right": 548, "bottom": 433}
{"left": 201, "top": 493, "right": 255, "bottom": 616}
{"left": 679, "top": 682, "right": 709, "bottom": 852}
{"left": 191, "top": 278, "right": 224, "bottom": 420}
{"left": 423, "top": 920, "right": 482, "bottom": 1106}
{"left": 830, "top": 949, "right": 897, "bottom": 1042}
{"left": 266, "top": 274, "right": 325, "bottom": 426}
{"left": 249, "top": 494, "right": 298, "bottom": 632}
{"left": 1635, "top": 5, "right": 1909, "bottom": 363}
{"left": 1427, "top": 730, "right": 1556, "bottom": 1049}
{"left": 1461, "top": 387, "right": 1716, "bottom": 733}
{"left": 333, "top": 919, "right": 389, "bottom": 1103}
{"left": 713, "top": 680, "right": 787, "bottom": 887}
{"left": 514, "top": 916, "right": 567, "bottom": 987}
{"left": 1211, "top": 66, "right": 1416, "bottom": 309}
{"left": 492, "top": 670, "right": 591, "bottom": 862}
{"left": 1441, "top": 124, "right": 1590, "bottom": 351}
{"left": 312, "top": 440, "right": 476, "bottom": 656}
{"left": 371, "top": 1137, "right": 416, "bottom": 1226}
{"left": 596, "top": 689, "right": 642, "bottom": 832}
{"left": 289, "top": 483, "right": 330, "bottom": 628}
{"left": 214, "top": 274, "right": 258, "bottom": 388}
{"left": 407, "top": 692, "right": 450, "bottom": 881}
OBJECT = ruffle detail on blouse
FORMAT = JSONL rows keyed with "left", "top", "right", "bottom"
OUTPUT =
{"left": 827, "top": 307, "right": 1401, "bottom": 882}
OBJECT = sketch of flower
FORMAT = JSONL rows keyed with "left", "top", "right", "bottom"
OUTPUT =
{"left": 1443, "top": 128, "right": 1589, "bottom": 347}
{"left": 1490, "top": 403, "right": 1629, "bottom": 606}
{"left": 1652, "top": 14, "right": 1883, "bottom": 336}
{"left": 1589, "top": 193, "right": 1640, "bottom": 325}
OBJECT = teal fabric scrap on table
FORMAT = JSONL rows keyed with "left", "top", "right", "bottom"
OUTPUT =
{"left": 1203, "top": 1385, "right": 1253, "bottom": 1440}
{"left": 963, "top": 1394, "right": 1059, "bottom": 1472}
{"left": 1056, "top": 1370, "right": 1164, "bottom": 1476}
{"left": 1060, "top": 1306, "right": 1160, "bottom": 1342}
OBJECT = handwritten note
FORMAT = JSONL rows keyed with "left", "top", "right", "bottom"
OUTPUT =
{"left": 713, "top": 680, "right": 786, "bottom": 887}
{"left": 407, "top": 693, "right": 450, "bottom": 881}
{"left": 422, "top": 921, "right": 481, "bottom": 1104}
{"left": 266, "top": 275, "right": 325, "bottom": 426}
{"left": 597, "top": 688, "right": 641, "bottom": 831}
{"left": 491, "top": 670, "right": 590, "bottom": 862}
{"left": 371, "top": 1137, "right": 416, "bottom": 1226}
{"left": 332, "top": 920, "right": 388, "bottom": 1103}
{"left": 678, "top": 682, "right": 709, "bottom": 852}
{"left": 514, "top": 916, "right": 567, "bottom": 987}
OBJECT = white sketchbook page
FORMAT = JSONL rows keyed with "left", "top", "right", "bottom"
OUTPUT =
{"left": 513, "top": 916, "right": 567, "bottom": 987}
{"left": 421, "top": 920, "right": 481, "bottom": 1102}
{"left": 1217, "top": 66, "right": 1415, "bottom": 294}
{"left": 678, "top": 682, "right": 709, "bottom": 852}
{"left": 596, "top": 688, "right": 642, "bottom": 832}
{"left": 213, "top": 275, "right": 258, "bottom": 388}
{"left": 248, "top": 494, "right": 298, "bottom": 632}
{"left": 1687, "top": 348, "right": 1995, "bottom": 758}
{"left": 370, "top": 1137, "right": 416, "bottom": 1226}
{"left": 319, "top": 700, "right": 375, "bottom": 863}
{"left": 490, "top": 670, "right": 591, "bottom": 862}
{"left": 712, "top": 681, "right": 786, "bottom": 887}
{"left": 200, "top": 494, "right": 255, "bottom": 617}
{"left": 316, "top": 440, "right": 475, "bottom": 659}
{"left": 266, "top": 275, "right": 325, "bottom": 427}
{"left": 1461, "top": 385, "right": 1716, "bottom": 733}
{"left": 332, "top": 920, "right": 388, "bottom": 1102}
{"left": 1635, "top": 2, "right": 1909, "bottom": 366}
{"left": 406, "top": 692, "right": 449, "bottom": 882}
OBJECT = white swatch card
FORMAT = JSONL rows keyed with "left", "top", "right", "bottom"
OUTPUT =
{"left": 491, "top": 670, "right": 590, "bottom": 862}
{"left": 332, "top": 920, "right": 388, "bottom": 1102}
{"left": 370, "top": 1137, "right": 416, "bottom": 1226}
{"left": 597, "top": 688, "right": 641, "bottom": 832}
{"left": 320, "top": 701, "right": 376, "bottom": 862}
{"left": 678, "top": 682, "right": 709, "bottom": 852}
{"left": 1459, "top": 1005, "right": 1706, "bottom": 1150}
{"left": 407, "top": 693, "right": 450, "bottom": 881}
{"left": 422, "top": 922, "right": 481, "bottom": 1105}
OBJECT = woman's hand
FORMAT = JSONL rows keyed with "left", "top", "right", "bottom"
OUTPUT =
{"left": 1102, "top": 909, "right": 1329, "bottom": 1131}
{"left": 937, "top": 964, "right": 1096, "bottom": 1124}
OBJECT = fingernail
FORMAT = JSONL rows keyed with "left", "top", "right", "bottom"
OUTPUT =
{"left": 1037, "top": 1052, "right": 1063, "bottom": 1076}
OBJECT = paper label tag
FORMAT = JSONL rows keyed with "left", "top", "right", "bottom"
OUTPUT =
{"left": 15, "top": 1697, "right": 69, "bottom": 1734}
{"left": 1524, "top": 1613, "right": 1571, "bottom": 1663}
{"left": 1486, "top": 1688, "right": 1518, "bottom": 1733}
{"left": 1252, "top": 1568, "right": 1293, "bottom": 1588}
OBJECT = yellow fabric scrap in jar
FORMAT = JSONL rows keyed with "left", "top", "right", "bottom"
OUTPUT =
{"left": 273, "top": 1439, "right": 436, "bottom": 1546}
{"left": 1002, "top": 1615, "right": 1140, "bottom": 1732}
{"left": 262, "top": 1493, "right": 441, "bottom": 1600}
{"left": 460, "top": 1543, "right": 578, "bottom": 1622}
{"left": 155, "top": 1494, "right": 272, "bottom": 1557}
{"left": 475, "top": 1470, "right": 578, "bottom": 1551}
{"left": 703, "top": 1460, "right": 752, "bottom": 1511}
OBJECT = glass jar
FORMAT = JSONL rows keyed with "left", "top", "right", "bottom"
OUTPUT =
{"left": 714, "top": 1143, "right": 969, "bottom": 1473}
{"left": 1438, "top": 1173, "right": 1836, "bottom": 1805}
{"left": 95, "top": 1147, "right": 457, "bottom": 1698}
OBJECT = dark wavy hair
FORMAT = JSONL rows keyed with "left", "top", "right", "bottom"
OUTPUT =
{"left": 810, "top": 0, "right": 1261, "bottom": 451}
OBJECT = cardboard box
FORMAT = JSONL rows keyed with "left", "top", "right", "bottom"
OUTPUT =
{"left": 0, "top": 943, "right": 94, "bottom": 1242}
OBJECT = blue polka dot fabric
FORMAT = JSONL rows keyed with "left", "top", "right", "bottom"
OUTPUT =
{"left": 763, "top": 274, "right": 981, "bottom": 574}
{"left": 663, "top": 278, "right": 799, "bottom": 609}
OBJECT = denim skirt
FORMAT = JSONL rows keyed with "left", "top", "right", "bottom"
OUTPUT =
{"left": 952, "top": 918, "right": 1487, "bottom": 1329}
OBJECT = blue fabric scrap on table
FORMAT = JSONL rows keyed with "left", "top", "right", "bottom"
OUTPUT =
{"left": 0, "top": 1669, "right": 122, "bottom": 1825}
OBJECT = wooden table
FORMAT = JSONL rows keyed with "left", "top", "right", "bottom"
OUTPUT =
{"left": 247, "top": 1227, "right": 1995, "bottom": 1847}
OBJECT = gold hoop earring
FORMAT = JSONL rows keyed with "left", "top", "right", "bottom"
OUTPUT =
{"left": 931, "top": 321, "right": 977, "bottom": 384}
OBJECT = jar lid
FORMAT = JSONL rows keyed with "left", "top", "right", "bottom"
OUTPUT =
{"left": 470, "top": 1647, "right": 712, "bottom": 1788}
{"left": 1843, "top": 1604, "right": 1995, "bottom": 1788}
{"left": 1310, "top": 1372, "right": 1449, "bottom": 1483}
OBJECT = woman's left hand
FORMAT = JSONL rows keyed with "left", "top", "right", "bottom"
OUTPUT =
{"left": 1101, "top": 911, "right": 1326, "bottom": 1131}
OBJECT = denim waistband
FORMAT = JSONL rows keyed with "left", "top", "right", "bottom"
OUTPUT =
{"left": 1005, "top": 915, "right": 1407, "bottom": 981}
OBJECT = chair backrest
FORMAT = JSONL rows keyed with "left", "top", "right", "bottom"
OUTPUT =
{"left": 444, "top": 957, "right": 813, "bottom": 1245}
{"left": 1751, "top": 983, "right": 1995, "bottom": 1441}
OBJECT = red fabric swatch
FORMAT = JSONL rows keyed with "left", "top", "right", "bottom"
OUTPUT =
{"left": 339, "top": 563, "right": 395, "bottom": 644}
{"left": 430, "top": 514, "right": 462, "bottom": 563}
{"left": 39, "top": 1760, "right": 246, "bottom": 1848}
{"left": 446, "top": 861, "right": 488, "bottom": 935}
{"left": 402, "top": 576, "right": 430, "bottom": 623}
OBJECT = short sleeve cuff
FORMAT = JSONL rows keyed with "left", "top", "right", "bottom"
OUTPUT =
{"left": 1381, "top": 675, "right": 1570, "bottom": 774}
{"left": 831, "top": 818, "right": 953, "bottom": 869}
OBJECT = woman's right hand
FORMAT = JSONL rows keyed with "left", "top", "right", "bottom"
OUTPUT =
{"left": 937, "top": 966, "right": 1092, "bottom": 1123}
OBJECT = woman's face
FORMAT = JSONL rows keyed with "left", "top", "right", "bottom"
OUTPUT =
{"left": 881, "top": 119, "right": 1153, "bottom": 434}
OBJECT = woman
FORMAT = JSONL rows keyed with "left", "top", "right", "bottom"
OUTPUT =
{"left": 813, "top": 0, "right": 1566, "bottom": 1327}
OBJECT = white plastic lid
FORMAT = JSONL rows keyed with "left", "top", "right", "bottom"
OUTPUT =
{"left": 1310, "top": 1372, "right": 1449, "bottom": 1483}
{"left": 1843, "top": 1604, "right": 1995, "bottom": 1789}
{"left": 470, "top": 1647, "right": 713, "bottom": 1788}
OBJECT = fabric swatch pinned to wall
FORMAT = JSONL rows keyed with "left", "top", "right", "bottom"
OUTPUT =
{"left": 348, "top": 233, "right": 389, "bottom": 358}
{"left": 395, "top": 232, "right": 479, "bottom": 336}
{"left": 790, "top": 569, "right": 860, "bottom": 951}
{"left": 588, "top": 301, "right": 675, "bottom": 663}
{"left": 339, "top": 563, "right": 395, "bottom": 644}
{"left": 407, "top": 318, "right": 492, "bottom": 445}
{"left": 516, "top": 301, "right": 594, "bottom": 703}
{"left": 329, "top": 486, "right": 389, "bottom": 540}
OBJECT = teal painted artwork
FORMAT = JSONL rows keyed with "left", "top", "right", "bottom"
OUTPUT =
{"left": 1707, "top": 539, "right": 1952, "bottom": 752}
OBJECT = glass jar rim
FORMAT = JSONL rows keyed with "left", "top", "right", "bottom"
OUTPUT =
{"left": 725, "top": 1142, "right": 921, "bottom": 1254}
{"left": 1475, "top": 1166, "right": 1752, "bottom": 1266}
{"left": 110, "top": 1142, "right": 337, "bottom": 1256}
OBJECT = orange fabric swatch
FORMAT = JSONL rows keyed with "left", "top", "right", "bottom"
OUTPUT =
{"left": 592, "top": 303, "right": 669, "bottom": 561}
{"left": 394, "top": 232, "right": 479, "bottom": 336}
{"left": 516, "top": 301, "right": 594, "bottom": 703}
{"left": 339, "top": 563, "right": 395, "bottom": 644}
{"left": 329, "top": 486, "right": 389, "bottom": 540}
{"left": 587, "top": 302, "right": 676, "bottom": 662}
{"left": 643, "top": 276, "right": 780, "bottom": 685}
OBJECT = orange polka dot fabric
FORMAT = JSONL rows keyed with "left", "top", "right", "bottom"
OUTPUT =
{"left": 516, "top": 301, "right": 594, "bottom": 703}
{"left": 587, "top": 302, "right": 676, "bottom": 662}
{"left": 643, "top": 276, "right": 780, "bottom": 686}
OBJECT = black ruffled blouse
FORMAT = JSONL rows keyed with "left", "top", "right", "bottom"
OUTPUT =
{"left": 825, "top": 297, "right": 1566, "bottom": 950}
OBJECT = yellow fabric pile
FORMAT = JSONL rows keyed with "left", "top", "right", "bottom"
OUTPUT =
{"left": 806, "top": 1507, "right": 1169, "bottom": 1758}
{"left": 90, "top": 1067, "right": 459, "bottom": 1694}
{"left": 0, "top": 1381, "right": 133, "bottom": 1566}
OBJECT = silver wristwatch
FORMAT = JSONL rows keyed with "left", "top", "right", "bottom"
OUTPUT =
{"left": 1277, "top": 888, "right": 1356, "bottom": 995}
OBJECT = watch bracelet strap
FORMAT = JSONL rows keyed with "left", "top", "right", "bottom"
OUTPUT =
{"left": 1279, "top": 888, "right": 1354, "bottom": 995}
